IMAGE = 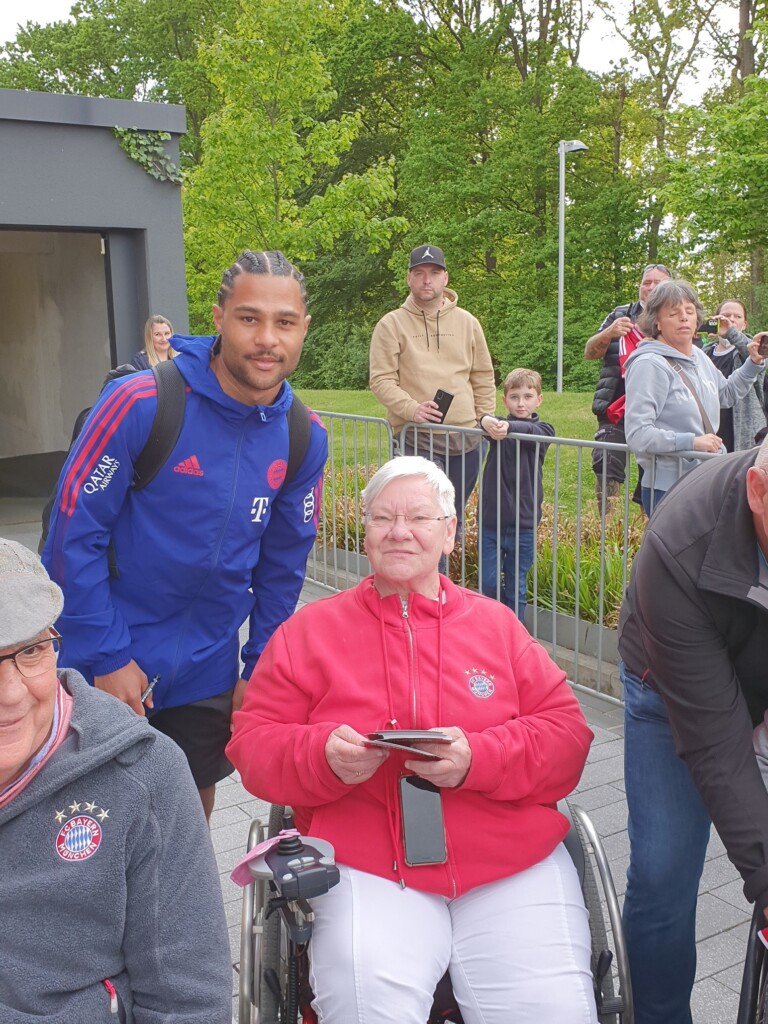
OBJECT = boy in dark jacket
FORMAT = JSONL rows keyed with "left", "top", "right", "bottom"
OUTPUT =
{"left": 478, "top": 369, "right": 554, "bottom": 622}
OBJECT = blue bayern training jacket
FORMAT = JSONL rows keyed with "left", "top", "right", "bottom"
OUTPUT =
{"left": 43, "top": 334, "right": 328, "bottom": 710}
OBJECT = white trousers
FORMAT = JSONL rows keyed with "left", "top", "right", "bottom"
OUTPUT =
{"left": 308, "top": 843, "right": 597, "bottom": 1024}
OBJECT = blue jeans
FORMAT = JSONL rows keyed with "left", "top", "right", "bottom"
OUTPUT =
{"left": 640, "top": 486, "right": 666, "bottom": 518}
{"left": 479, "top": 527, "right": 534, "bottom": 622}
{"left": 621, "top": 663, "right": 711, "bottom": 1024}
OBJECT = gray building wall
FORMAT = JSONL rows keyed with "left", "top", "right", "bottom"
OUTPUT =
{"left": 0, "top": 90, "right": 188, "bottom": 496}
{"left": 0, "top": 231, "right": 110, "bottom": 459}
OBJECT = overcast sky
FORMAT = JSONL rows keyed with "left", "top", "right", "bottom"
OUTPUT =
{"left": 0, "top": 0, "right": 74, "bottom": 46}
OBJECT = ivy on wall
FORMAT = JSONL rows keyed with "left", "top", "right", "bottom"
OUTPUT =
{"left": 113, "top": 128, "right": 182, "bottom": 184}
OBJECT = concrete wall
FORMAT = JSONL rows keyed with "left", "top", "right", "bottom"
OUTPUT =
{"left": 0, "top": 230, "right": 110, "bottom": 459}
{"left": 0, "top": 90, "right": 188, "bottom": 496}
{"left": 0, "top": 89, "right": 188, "bottom": 361}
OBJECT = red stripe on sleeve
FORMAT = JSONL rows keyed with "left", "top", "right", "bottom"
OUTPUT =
{"left": 60, "top": 377, "right": 158, "bottom": 517}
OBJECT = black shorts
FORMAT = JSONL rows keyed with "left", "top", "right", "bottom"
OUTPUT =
{"left": 148, "top": 689, "right": 234, "bottom": 790}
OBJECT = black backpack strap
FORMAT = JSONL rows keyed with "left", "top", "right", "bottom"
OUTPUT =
{"left": 133, "top": 360, "right": 187, "bottom": 491}
{"left": 285, "top": 395, "right": 312, "bottom": 487}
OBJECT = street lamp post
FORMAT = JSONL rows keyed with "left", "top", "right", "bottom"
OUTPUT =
{"left": 557, "top": 139, "right": 588, "bottom": 393}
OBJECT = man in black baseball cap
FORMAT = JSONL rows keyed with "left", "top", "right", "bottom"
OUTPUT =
{"left": 408, "top": 244, "right": 446, "bottom": 270}
{"left": 369, "top": 244, "right": 495, "bottom": 539}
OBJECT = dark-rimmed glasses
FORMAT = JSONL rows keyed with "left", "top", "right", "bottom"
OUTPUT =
{"left": 642, "top": 264, "right": 671, "bottom": 277}
{"left": 0, "top": 631, "right": 61, "bottom": 679}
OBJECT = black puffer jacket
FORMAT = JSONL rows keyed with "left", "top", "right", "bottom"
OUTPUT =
{"left": 591, "top": 301, "right": 642, "bottom": 422}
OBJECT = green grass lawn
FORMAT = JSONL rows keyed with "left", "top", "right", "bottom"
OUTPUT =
{"left": 295, "top": 389, "right": 597, "bottom": 440}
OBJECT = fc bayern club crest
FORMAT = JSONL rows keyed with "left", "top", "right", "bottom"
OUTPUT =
{"left": 465, "top": 668, "right": 495, "bottom": 699}
{"left": 54, "top": 800, "right": 109, "bottom": 862}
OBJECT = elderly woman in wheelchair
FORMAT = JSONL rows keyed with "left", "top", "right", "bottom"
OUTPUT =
{"left": 228, "top": 456, "right": 598, "bottom": 1024}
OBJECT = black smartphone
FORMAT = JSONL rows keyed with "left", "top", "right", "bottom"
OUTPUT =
{"left": 433, "top": 389, "right": 454, "bottom": 421}
{"left": 399, "top": 776, "right": 447, "bottom": 866}
{"left": 698, "top": 318, "right": 719, "bottom": 335}
{"left": 758, "top": 336, "right": 768, "bottom": 358}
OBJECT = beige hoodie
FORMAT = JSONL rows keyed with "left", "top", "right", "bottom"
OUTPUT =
{"left": 369, "top": 288, "right": 496, "bottom": 447}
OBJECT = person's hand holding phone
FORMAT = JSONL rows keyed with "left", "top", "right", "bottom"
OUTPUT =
{"left": 404, "top": 726, "right": 472, "bottom": 788}
{"left": 717, "top": 315, "right": 735, "bottom": 337}
{"left": 326, "top": 724, "right": 389, "bottom": 784}
{"left": 750, "top": 333, "right": 768, "bottom": 363}
{"left": 412, "top": 400, "right": 445, "bottom": 424}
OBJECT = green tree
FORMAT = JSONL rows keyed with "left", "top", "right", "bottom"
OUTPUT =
{"left": 0, "top": 0, "right": 227, "bottom": 162}
{"left": 594, "top": 0, "right": 723, "bottom": 260}
{"left": 182, "top": 0, "right": 407, "bottom": 332}
{"left": 666, "top": 75, "right": 768, "bottom": 316}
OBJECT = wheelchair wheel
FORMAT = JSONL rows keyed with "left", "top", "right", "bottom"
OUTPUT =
{"left": 575, "top": 816, "right": 618, "bottom": 1023}
{"left": 239, "top": 819, "right": 266, "bottom": 1024}
{"left": 258, "top": 805, "right": 292, "bottom": 1024}
{"left": 737, "top": 906, "right": 768, "bottom": 1024}
{"left": 238, "top": 808, "right": 285, "bottom": 1024}
{"left": 569, "top": 803, "right": 633, "bottom": 1024}
{"left": 258, "top": 889, "right": 282, "bottom": 1024}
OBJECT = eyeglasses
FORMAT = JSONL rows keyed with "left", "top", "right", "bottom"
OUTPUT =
{"left": 642, "top": 264, "right": 671, "bottom": 277}
{"left": 0, "top": 632, "right": 61, "bottom": 679}
{"left": 363, "top": 512, "right": 451, "bottom": 529}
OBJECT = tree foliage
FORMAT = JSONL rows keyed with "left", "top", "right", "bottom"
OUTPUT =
{"left": 3, "top": 0, "right": 767, "bottom": 388}
{"left": 182, "top": 0, "right": 407, "bottom": 331}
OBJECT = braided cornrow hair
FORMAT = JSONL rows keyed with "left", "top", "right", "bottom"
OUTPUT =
{"left": 217, "top": 250, "right": 308, "bottom": 310}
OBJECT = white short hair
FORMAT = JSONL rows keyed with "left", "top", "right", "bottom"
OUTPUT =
{"left": 362, "top": 457, "right": 456, "bottom": 518}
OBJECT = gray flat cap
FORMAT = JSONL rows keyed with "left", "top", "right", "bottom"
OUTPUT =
{"left": 0, "top": 538, "right": 63, "bottom": 649}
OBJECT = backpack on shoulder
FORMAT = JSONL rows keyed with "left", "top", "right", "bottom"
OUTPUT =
{"left": 40, "top": 360, "right": 311, "bottom": 550}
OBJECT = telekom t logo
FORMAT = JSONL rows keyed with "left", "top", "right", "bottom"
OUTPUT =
{"left": 250, "top": 496, "right": 270, "bottom": 523}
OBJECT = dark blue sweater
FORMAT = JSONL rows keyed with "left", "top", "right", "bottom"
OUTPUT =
{"left": 481, "top": 414, "right": 555, "bottom": 531}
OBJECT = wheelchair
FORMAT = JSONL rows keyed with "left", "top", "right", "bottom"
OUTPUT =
{"left": 238, "top": 801, "right": 634, "bottom": 1024}
{"left": 738, "top": 906, "right": 768, "bottom": 1023}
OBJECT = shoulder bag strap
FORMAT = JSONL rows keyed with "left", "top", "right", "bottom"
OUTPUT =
{"left": 664, "top": 357, "right": 715, "bottom": 435}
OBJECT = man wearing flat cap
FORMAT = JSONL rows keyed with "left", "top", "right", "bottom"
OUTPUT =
{"left": 370, "top": 244, "right": 496, "bottom": 535}
{"left": 0, "top": 538, "right": 231, "bottom": 1023}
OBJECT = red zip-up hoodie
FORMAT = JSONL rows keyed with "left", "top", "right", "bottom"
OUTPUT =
{"left": 228, "top": 577, "right": 593, "bottom": 896}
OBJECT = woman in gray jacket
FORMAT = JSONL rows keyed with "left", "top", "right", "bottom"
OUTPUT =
{"left": 624, "top": 280, "right": 765, "bottom": 515}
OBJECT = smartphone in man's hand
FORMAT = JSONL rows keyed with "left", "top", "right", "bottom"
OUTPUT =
{"left": 433, "top": 390, "right": 454, "bottom": 421}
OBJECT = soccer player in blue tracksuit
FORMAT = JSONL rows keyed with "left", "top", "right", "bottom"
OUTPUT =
{"left": 44, "top": 251, "right": 328, "bottom": 817}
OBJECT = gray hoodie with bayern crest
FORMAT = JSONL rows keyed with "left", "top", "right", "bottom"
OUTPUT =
{"left": 0, "top": 670, "right": 232, "bottom": 1024}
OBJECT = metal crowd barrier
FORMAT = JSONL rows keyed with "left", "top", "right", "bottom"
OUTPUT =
{"left": 306, "top": 414, "right": 717, "bottom": 705}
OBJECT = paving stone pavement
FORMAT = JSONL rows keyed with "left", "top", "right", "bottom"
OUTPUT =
{"left": 0, "top": 504, "right": 752, "bottom": 1022}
